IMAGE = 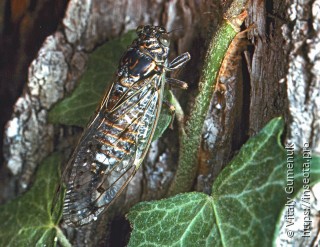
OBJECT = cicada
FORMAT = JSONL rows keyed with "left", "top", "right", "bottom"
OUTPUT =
{"left": 62, "top": 25, "right": 190, "bottom": 227}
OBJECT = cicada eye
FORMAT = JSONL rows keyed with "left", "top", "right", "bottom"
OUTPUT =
{"left": 158, "top": 26, "right": 166, "bottom": 33}
{"left": 136, "top": 25, "right": 144, "bottom": 34}
{"left": 159, "top": 33, "right": 170, "bottom": 47}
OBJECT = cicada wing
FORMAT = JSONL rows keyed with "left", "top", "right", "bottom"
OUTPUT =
{"left": 62, "top": 119, "right": 138, "bottom": 226}
{"left": 62, "top": 76, "right": 162, "bottom": 227}
{"left": 63, "top": 151, "right": 137, "bottom": 226}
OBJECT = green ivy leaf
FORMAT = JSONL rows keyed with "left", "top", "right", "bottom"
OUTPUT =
{"left": 211, "top": 118, "right": 320, "bottom": 247}
{"left": 127, "top": 192, "right": 219, "bottom": 247}
{"left": 152, "top": 89, "right": 173, "bottom": 141}
{"left": 0, "top": 153, "right": 66, "bottom": 247}
{"left": 127, "top": 117, "right": 320, "bottom": 247}
{"left": 48, "top": 31, "right": 137, "bottom": 127}
{"left": 48, "top": 31, "right": 174, "bottom": 141}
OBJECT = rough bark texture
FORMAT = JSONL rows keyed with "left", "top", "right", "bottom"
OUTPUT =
{"left": 0, "top": 0, "right": 319, "bottom": 246}
{"left": 284, "top": 0, "right": 320, "bottom": 153}
{"left": 0, "top": 0, "right": 69, "bottom": 202}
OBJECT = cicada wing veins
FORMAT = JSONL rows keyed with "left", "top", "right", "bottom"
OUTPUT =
{"left": 63, "top": 142, "right": 137, "bottom": 226}
{"left": 62, "top": 75, "right": 162, "bottom": 227}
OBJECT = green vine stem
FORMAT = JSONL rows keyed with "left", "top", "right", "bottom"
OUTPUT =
{"left": 171, "top": 92, "right": 186, "bottom": 137}
{"left": 168, "top": 2, "right": 248, "bottom": 196}
{"left": 56, "top": 226, "right": 72, "bottom": 247}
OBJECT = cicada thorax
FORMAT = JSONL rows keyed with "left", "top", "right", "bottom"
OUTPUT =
{"left": 62, "top": 25, "right": 189, "bottom": 227}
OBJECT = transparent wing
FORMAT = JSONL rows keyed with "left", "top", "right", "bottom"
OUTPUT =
{"left": 63, "top": 75, "right": 163, "bottom": 227}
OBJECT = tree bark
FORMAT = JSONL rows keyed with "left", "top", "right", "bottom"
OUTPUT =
{"left": 1, "top": 0, "right": 319, "bottom": 246}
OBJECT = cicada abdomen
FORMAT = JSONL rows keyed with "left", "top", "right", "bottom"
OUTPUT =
{"left": 62, "top": 25, "right": 190, "bottom": 227}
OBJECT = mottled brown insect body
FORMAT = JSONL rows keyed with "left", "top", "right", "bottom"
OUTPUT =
{"left": 62, "top": 25, "right": 190, "bottom": 227}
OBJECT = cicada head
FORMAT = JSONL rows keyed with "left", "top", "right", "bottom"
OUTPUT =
{"left": 135, "top": 25, "right": 170, "bottom": 64}
{"left": 117, "top": 25, "right": 172, "bottom": 86}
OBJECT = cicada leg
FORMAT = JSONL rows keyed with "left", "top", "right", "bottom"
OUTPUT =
{"left": 166, "top": 78, "right": 188, "bottom": 89}
{"left": 162, "top": 100, "right": 176, "bottom": 129}
{"left": 167, "top": 52, "right": 191, "bottom": 70}
{"left": 163, "top": 52, "right": 190, "bottom": 128}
